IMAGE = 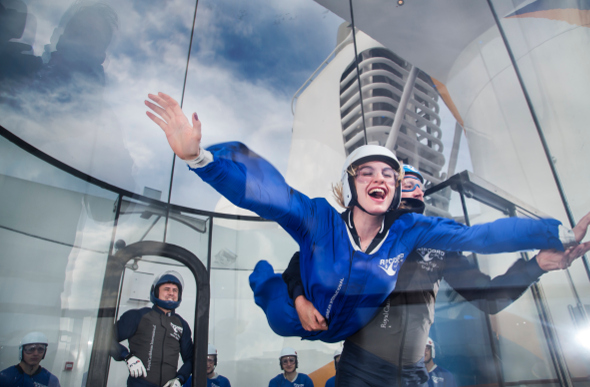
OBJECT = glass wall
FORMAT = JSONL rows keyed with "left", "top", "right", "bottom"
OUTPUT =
{"left": 2, "top": 0, "right": 590, "bottom": 385}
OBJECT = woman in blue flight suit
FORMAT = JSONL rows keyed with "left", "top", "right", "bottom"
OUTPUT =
{"left": 144, "top": 92, "right": 590, "bottom": 344}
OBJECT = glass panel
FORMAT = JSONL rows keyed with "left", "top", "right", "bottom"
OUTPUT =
{"left": 490, "top": 0, "right": 590, "bottom": 220}
{"left": 3, "top": 0, "right": 590, "bottom": 385}
{"left": 171, "top": 0, "right": 347, "bottom": 210}
{"left": 208, "top": 217, "right": 337, "bottom": 386}
{"left": 0, "top": 0, "right": 197, "bottom": 198}
{"left": 431, "top": 197, "right": 558, "bottom": 386}
{"left": 0, "top": 134, "right": 117, "bottom": 385}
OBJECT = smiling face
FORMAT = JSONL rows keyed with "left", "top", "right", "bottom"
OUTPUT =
{"left": 158, "top": 283, "right": 179, "bottom": 302}
{"left": 353, "top": 161, "right": 398, "bottom": 214}
{"left": 281, "top": 356, "right": 297, "bottom": 373}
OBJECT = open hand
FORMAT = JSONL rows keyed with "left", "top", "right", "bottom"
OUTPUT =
{"left": 537, "top": 241, "right": 590, "bottom": 271}
{"left": 573, "top": 211, "right": 590, "bottom": 243}
{"left": 145, "top": 92, "right": 201, "bottom": 161}
{"left": 294, "top": 295, "right": 328, "bottom": 331}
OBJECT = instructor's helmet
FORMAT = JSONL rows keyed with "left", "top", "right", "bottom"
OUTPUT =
{"left": 208, "top": 344, "right": 218, "bottom": 366}
{"left": 19, "top": 332, "right": 48, "bottom": 361}
{"left": 426, "top": 337, "right": 436, "bottom": 358}
{"left": 279, "top": 347, "right": 298, "bottom": 370}
{"left": 341, "top": 145, "right": 402, "bottom": 212}
{"left": 402, "top": 164, "right": 425, "bottom": 194}
{"left": 150, "top": 270, "right": 184, "bottom": 310}
{"left": 403, "top": 165, "right": 424, "bottom": 184}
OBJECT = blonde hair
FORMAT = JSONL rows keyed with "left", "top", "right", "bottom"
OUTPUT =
{"left": 332, "top": 162, "right": 404, "bottom": 209}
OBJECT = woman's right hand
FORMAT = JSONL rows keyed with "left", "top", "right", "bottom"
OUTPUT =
{"left": 294, "top": 295, "right": 328, "bottom": 331}
{"left": 145, "top": 92, "right": 202, "bottom": 161}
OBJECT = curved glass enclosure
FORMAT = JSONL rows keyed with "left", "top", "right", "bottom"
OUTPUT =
{"left": 1, "top": 0, "right": 590, "bottom": 386}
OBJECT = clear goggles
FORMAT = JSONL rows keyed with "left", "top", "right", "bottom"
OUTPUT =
{"left": 354, "top": 165, "right": 399, "bottom": 185}
{"left": 23, "top": 344, "right": 47, "bottom": 354}
{"left": 281, "top": 356, "right": 296, "bottom": 365}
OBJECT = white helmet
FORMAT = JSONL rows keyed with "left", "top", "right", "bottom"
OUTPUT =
{"left": 279, "top": 347, "right": 298, "bottom": 370}
{"left": 340, "top": 145, "right": 402, "bottom": 211}
{"left": 280, "top": 347, "right": 297, "bottom": 358}
{"left": 426, "top": 337, "right": 435, "bottom": 358}
{"left": 19, "top": 332, "right": 48, "bottom": 361}
{"left": 208, "top": 344, "right": 217, "bottom": 366}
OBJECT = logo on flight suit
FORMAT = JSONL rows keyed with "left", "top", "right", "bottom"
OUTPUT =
{"left": 378, "top": 253, "right": 404, "bottom": 276}
{"left": 416, "top": 248, "right": 445, "bottom": 272}
{"left": 170, "top": 322, "right": 183, "bottom": 340}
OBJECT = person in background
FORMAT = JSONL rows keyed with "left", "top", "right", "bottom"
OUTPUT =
{"left": 111, "top": 270, "right": 193, "bottom": 387}
{"left": 0, "top": 331, "right": 61, "bottom": 387}
{"left": 183, "top": 344, "right": 231, "bottom": 387}
{"left": 424, "top": 338, "right": 456, "bottom": 387}
{"left": 269, "top": 347, "right": 314, "bottom": 387}
{"left": 325, "top": 347, "right": 342, "bottom": 387}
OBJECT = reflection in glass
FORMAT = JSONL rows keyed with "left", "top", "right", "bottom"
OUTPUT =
{"left": 0, "top": 133, "right": 117, "bottom": 386}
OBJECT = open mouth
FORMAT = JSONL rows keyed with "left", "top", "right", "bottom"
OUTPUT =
{"left": 368, "top": 187, "right": 387, "bottom": 200}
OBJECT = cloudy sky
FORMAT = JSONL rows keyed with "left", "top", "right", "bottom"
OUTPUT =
{"left": 1, "top": 0, "right": 349, "bottom": 211}
{"left": 1, "top": 0, "right": 470, "bottom": 213}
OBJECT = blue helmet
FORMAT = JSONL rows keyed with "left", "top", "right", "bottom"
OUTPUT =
{"left": 403, "top": 165, "right": 424, "bottom": 184}
{"left": 150, "top": 270, "right": 184, "bottom": 310}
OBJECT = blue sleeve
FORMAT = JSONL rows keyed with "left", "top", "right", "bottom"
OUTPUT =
{"left": 110, "top": 308, "right": 147, "bottom": 361}
{"left": 404, "top": 213, "right": 564, "bottom": 254}
{"left": 0, "top": 367, "right": 15, "bottom": 385}
{"left": 304, "top": 374, "right": 315, "bottom": 387}
{"left": 177, "top": 317, "right": 194, "bottom": 383}
{"left": 49, "top": 374, "right": 61, "bottom": 387}
{"left": 191, "top": 142, "right": 324, "bottom": 246}
{"left": 268, "top": 375, "right": 279, "bottom": 387}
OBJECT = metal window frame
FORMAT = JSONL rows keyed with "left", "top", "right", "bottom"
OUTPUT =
{"left": 86, "top": 241, "right": 210, "bottom": 387}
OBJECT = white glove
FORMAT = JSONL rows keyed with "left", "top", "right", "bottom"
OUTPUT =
{"left": 163, "top": 378, "right": 182, "bottom": 387}
{"left": 125, "top": 355, "right": 147, "bottom": 378}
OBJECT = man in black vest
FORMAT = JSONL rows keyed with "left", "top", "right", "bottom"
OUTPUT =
{"left": 111, "top": 270, "right": 193, "bottom": 387}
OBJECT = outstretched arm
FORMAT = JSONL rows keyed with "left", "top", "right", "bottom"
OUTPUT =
{"left": 145, "top": 92, "right": 326, "bottom": 244}
{"left": 145, "top": 92, "right": 202, "bottom": 161}
{"left": 445, "top": 239, "right": 590, "bottom": 314}
{"left": 408, "top": 211, "right": 590, "bottom": 255}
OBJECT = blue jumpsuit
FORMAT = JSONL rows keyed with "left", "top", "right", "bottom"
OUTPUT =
{"left": 183, "top": 374, "right": 232, "bottom": 387}
{"left": 192, "top": 142, "right": 566, "bottom": 343}
{"left": 268, "top": 373, "right": 314, "bottom": 387}
{"left": 427, "top": 365, "right": 457, "bottom": 387}
{"left": 0, "top": 364, "right": 61, "bottom": 387}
